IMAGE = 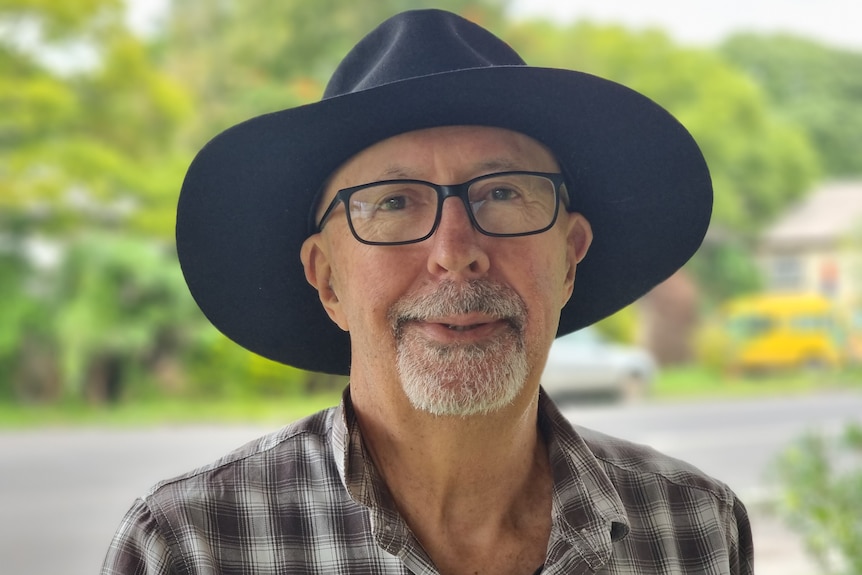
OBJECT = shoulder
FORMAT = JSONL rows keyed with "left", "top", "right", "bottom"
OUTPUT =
{"left": 574, "top": 425, "right": 754, "bottom": 573}
{"left": 143, "top": 405, "right": 341, "bottom": 505}
{"left": 575, "top": 424, "right": 739, "bottom": 506}
{"left": 541, "top": 394, "right": 737, "bottom": 505}
{"left": 101, "top": 406, "right": 352, "bottom": 573}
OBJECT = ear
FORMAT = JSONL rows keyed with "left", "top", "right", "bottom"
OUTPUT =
{"left": 561, "top": 212, "right": 593, "bottom": 304}
{"left": 300, "top": 234, "right": 349, "bottom": 331}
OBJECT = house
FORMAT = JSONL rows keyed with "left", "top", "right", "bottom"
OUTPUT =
{"left": 758, "top": 181, "right": 862, "bottom": 308}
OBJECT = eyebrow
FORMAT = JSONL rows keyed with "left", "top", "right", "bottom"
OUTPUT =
{"left": 377, "top": 158, "right": 526, "bottom": 181}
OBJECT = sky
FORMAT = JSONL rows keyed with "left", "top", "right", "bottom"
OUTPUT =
{"left": 508, "top": 0, "right": 862, "bottom": 51}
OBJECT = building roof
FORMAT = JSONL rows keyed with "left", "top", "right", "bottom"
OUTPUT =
{"left": 761, "top": 181, "right": 862, "bottom": 250}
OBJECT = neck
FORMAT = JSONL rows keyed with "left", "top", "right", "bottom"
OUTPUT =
{"left": 349, "top": 374, "right": 552, "bottom": 533}
{"left": 350, "top": 376, "right": 554, "bottom": 574}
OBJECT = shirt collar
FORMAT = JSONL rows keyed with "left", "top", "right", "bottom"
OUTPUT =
{"left": 331, "top": 389, "right": 411, "bottom": 556}
{"left": 329, "top": 386, "right": 630, "bottom": 564}
{"left": 538, "top": 390, "right": 630, "bottom": 568}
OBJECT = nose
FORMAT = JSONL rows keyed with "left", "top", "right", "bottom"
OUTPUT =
{"left": 426, "top": 196, "right": 490, "bottom": 278}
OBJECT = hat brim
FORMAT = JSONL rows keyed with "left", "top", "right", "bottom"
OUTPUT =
{"left": 176, "top": 66, "right": 711, "bottom": 375}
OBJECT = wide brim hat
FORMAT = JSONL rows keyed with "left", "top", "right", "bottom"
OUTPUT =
{"left": 176, "top": 9, "right": 712, "bottom": 375}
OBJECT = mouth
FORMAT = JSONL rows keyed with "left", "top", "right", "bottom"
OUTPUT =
{"left": 438, "top": 315, "right": 499, "bottom": 332}
{"left": 431, "top": 312, "right": 501, "bottom": 329}
{"left": 444, "top": 323, "right": 484, "bottom": 331}
{"left": 399, "top": 315, "right": 514, "bottom": 345}
{"left": 388, "top": 279, "right": 528, "bottom": 343}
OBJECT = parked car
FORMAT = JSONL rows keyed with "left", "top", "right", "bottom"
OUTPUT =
{"left": 541, "top": 327, "right": 657, "bottom": 402}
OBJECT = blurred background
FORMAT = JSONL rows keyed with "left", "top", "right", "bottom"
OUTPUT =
{"left": 1, "top": 1, "right": 861, "bottom": 574}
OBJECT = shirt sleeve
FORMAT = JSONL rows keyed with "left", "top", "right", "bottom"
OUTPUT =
{"left": 728, "top": 493, "right": 755, "bottom": 575}
{"left": 101, "top": 498, "right": 179, "bottom": 575}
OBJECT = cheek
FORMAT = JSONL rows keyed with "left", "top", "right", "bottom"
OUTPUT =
{"left": 502, "top": 241, "right": 572, "bottom": 361}
{"left": 333, "top": 248, "right": 416, "bottom": 328}
{"left": 333, "top": 251, "right": 422, "bottom": 372}
{"left": 516, "top": 245, "right": 571, "bottom": 309}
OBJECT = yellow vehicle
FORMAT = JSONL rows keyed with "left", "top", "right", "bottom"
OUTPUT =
{"left": 724, "top": 293, "right": 845, "bottom": 372}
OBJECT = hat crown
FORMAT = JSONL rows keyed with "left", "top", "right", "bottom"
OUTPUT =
{"left": 323, "top": 9, "right": 525, "bottom": 99}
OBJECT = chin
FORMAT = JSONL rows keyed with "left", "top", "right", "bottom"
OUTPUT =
{"left": 396, "top": 338, "right": 530, "bottom": 417}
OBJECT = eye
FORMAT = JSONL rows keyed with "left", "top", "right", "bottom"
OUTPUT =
{"left": 352, "top": 184, "right": 429, "bottom": 217}
{"left": 378, "top": 195, "right": 408, "bottom": 211}
{"left": 489, "top": 187, "right": 520, "bottom": 201}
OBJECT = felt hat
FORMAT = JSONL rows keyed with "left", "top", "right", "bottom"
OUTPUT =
{"left": 176, "top": 9, "right": 712, "bottom": 375}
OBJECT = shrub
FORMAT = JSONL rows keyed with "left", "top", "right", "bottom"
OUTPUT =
{"left": 773, "top": 424, "right": 862, "bottom": 575}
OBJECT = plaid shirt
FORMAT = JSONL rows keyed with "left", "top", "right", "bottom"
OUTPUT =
{"left": 101, "top": 391, "right": 753, "bottom": 574}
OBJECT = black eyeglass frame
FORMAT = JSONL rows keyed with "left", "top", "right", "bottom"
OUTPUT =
{"left": 315, "top": 170, "right": 569, "bottom": 246}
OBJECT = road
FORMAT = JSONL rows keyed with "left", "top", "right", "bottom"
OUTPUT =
{"left": 559, "top": 390, "right": 862, "bottom": 502}
{"left": 1, "top": 390, "right": 860, "bottom": 575}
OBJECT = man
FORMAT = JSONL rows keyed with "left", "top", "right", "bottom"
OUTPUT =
{"left": 102, "top": 9, "right": 753, "bottom": 575}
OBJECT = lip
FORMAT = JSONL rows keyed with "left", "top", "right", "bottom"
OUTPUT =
{"left": 405, "top": 314, "right": 511, "bottom": 344}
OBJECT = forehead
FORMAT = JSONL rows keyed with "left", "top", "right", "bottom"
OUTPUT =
{"left": 323, "top": 125, "right": 559, "bottom": 194}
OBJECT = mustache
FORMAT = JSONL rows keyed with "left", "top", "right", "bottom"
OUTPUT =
{"left": 388, "top": 280, "right": 527, "bottom": 336}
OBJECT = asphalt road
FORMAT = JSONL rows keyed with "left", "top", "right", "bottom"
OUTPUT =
{"left": 558, "top": 389, "right": 862, "bottom": 502}
{"left": 2, "top": 390, "right": 860, "bottom": 575}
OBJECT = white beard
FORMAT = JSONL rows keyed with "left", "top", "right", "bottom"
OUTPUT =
{"left": 389, "top": 280, "right": 529, "bottom": 417}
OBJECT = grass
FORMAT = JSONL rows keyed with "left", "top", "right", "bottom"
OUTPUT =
{"left": 652, "top": 364, "right": 862, "bottom": 400}
{"left": 1, "top": 365, "right": 860, "bottom": 428}
{"left": 0, "top": 392, "right": 343, "bottom": 429}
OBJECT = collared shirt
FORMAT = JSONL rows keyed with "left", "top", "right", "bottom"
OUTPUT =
{"left": 101, "top": 391, "right": 754, "bottom": 574}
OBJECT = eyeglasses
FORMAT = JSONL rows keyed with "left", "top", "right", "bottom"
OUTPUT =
{"left": 316, "top": 171, "right": 568, "bottom": 246}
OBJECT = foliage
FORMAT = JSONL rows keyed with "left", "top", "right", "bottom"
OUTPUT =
{"left": 594, "top": 305, "right": 639, "bottom": 345}
{"left": 155, "top": 0, "right": 508, "bottom": 145}
{"left": 1, "top": 229, "right": 317, "bottom": 403}
{"left": 722, "top": 34, "right": 862, "bottom": 177}
{"left": 687, "top": 239, "right": 763, "bottom": 304}
{"left": 1, "top": 232, "right": 203, "bottom": 402}
{"left": 51, "top": 232, "right": 204, "bottom": 401}
{"left": 182, "top": 329, "right": 320, "bottom": 400}
{"left": 773, "top": 424, "right": 862, "bottom": 574}
{"left": 690, "top": 318, "right": 731, "bottom": 374}
{"left": 2, "top": 0, "right": 200, "bottom": 402}
{"left": 0, "top": 238, "right": 56, "bottom": 400}
{"left": 1, "top": 0, "right": 192, "bottom": 241}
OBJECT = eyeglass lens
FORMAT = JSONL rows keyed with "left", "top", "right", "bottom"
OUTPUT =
{"left": 345, "top": 173, "right": 559, "bottom": 244}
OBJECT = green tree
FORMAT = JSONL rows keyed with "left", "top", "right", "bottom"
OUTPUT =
{"left": 155, "top": 0, "right": 509, "bottom": 147}
{"left": 1, "top": 0, "right": 192, "bottom": 240}
{"left": 51, "top": 232, "right": 204, "bottom": 402}
{"left": 0, "top": 237, "right": 56, "bottom": 400}
{"left": 1, "top": 0, "right": 202, "bottom": 402}
{"left": 722, "top": 34, "right": 862, "bottom": 177}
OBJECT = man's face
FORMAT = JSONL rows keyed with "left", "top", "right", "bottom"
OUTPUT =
{"left": 301, "top": 126, "right": 592, "bottom": 416}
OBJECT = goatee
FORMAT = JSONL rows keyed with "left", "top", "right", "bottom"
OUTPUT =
{"left": 388, "top": 280, "right": 529, "bottom": 416}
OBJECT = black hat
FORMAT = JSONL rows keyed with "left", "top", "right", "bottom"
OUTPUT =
{"left": 176, "top": 9, "right": 712, "bottom": 375}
